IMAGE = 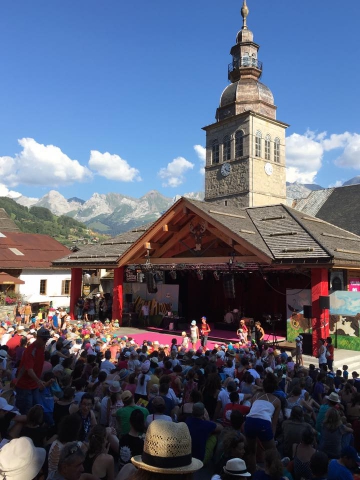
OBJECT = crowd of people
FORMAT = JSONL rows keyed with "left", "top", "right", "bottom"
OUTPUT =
{"left": 0, "top": 313, "right": 359, "bottom": 480}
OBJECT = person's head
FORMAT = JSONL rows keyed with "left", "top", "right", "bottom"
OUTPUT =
{"left": 326, "top": 337, "right": 332, "bottom": 345}
{"left": 263, "top": 449, "right": 283, "bottom": 480}
{"left": 262, "top": 373, "right": 278, "bottom": 393}
{"left": 121, "top": 390, "right": 134, "bottom": 406}
{"left": 229, "top": 391, "right": 239, "bottom": 404}
{"left": 79, "top": 393, "right": 94, "bottom": 416}
{"left": 325, "top": 391, "right": 341, "bottom": 406}
{"left": 63, "top": 386, "right": 75, "bottom": 402}
{"left": 301, "top": 426, "right": 315, "bottom": 445}
{"left": 310, "top": 451, "right": 329, "bottom": 478}
{"left": 0, "top": 437, "right": 46, "bottom": 480}
{"left": 230, "top": 410, "right": 245, "bottom": 430}
{"left": 58, "top": 414, "right": 82, "bottom": 443}
{"left": 58, "top": 442, "right": 85, "bottom": 480}
{"left": 291, "top": 385, "right": 302, "bottom": 396}
{"left": 36, "top": 327, "right": 51, "bottom": 346}
{"left": 152, "top": 396, "right": 166, "bottom": 414}
{"left": 189, "top": 389, "right": 202, "bottom": 403}
{"left": 131, "top": 420, "right": 203, "bottom": 475}
{"left": 222, "top": 457, "right": 250, "bottom": 479}
{"left": 129, "top": 408, "right": 145, "bottom": 434}
{"left": 192, "top": 402, "right": 205, "bottom": 419}
{"left": 201, "top": 317, "right": 206, "bottom": 324}
{"left": 104, "top": 350, "right": 111, "bottom": 360}
{"left": 343, "top": 365, "right": 348, "bottom": 371}
{"left": 319, "top": 338, "right": 325, "bottom": 345}
{"left": 88, "top": 425, "right": 107, "bottom": 456}
{"left": 323, "top": 407, "right": 342, "bottom": 431}
{"left": 290, "top": 405, "right": 304, "bottom": 422}
{"left": 340, "top": 446, "right": 360, "bottom": 470}
{"left": 26, "top": 404, "right": 44, "bottom": 426}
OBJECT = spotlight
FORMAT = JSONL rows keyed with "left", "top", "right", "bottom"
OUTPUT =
{"left": 170, "top": 270, "right": 177, "bottom": 280}
{"left": 213, "top": 271, "right": 220, "bottom": 280}
{"left": 197, "top": 270, "right": 204, "bottom": 280}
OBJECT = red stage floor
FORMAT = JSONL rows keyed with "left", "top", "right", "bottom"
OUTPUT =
{"left": 135, "top": 328, "right": 285, "bottom": 348}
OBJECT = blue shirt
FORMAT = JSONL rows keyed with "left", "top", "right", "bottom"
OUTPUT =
{"left": 327, "top": 459, "right": 353, "bottom": 480}
{"left": 52, "top": 315, "right": 59, "bottom": 328}
{"left": 186, "top": 417, "right": 217, "bottom": 461}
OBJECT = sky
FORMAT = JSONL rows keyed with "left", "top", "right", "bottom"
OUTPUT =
{"left": 1, "top": 0, "right": 360, "bottom": 202}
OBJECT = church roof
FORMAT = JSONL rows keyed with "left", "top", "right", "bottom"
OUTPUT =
{"left": 293, "top": 184, "right": 360, "bottom": 237}
{"left": 0, "top": 208, "right": 21, "bottom": 233}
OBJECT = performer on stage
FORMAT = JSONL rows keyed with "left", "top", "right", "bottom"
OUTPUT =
{"left": 200, "top": 316, "right": 211, "bottom": 348}
{"left": 236, "top": 319, "right": 248, "bottom": 345}
{"left": 254, "top": 321, "right": 265, "bottom": 350}
{"left": 190, "top": 320, "right": 200, "bottom": 350}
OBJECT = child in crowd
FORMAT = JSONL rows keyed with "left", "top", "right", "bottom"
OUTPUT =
{"left": 343, "top": 364, "right": 349, "bottom": 380}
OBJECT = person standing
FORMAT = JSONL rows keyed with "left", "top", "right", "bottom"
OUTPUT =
{"left": 318, "top": 338, "right": 327, "bottom": 370}
{"left": 13, "top": 301, "right": 23, "bottom": 326}
{"left": 141, "top": 301, "right": 150, "bottom": 327}
{"left": 24, "top": 302, "right": 32, "bottom": 324}
{"left": 15, "top": 327, "right": 51, "bottom": 414}
{"left": 190, "top": 320, "right": 200, "bottom": 350}
{"left": 326, "top": 336, "right": 334, "bottom": 371}
{"left": 254, "top": 321, "right": 265, "bottom": 351}
{"left": 200, "top": 316, "right": 211, "bottom": 349}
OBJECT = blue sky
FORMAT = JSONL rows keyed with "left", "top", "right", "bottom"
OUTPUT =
{"left": 1, "top": 0, "right": 360, "bottom": 201}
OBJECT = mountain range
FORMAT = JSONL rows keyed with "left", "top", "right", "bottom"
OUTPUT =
{"left": 8, "top": 176, "right": 360, "bottom": 235}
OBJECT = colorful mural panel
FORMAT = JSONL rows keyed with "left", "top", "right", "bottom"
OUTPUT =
{"left": 286, "top": 289, "right": 311, "bottom": 342}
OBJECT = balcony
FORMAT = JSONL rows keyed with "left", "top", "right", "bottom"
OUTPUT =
{"left": 228, "top": 58, "right": 263, "bottom": 81}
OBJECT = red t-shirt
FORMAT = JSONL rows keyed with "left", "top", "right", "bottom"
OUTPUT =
{"left": 6, "top": 334, "right": 22, "bottom": 359}
{"left": 117, "top": 360, "right": 128, "bottom": 370}
{"left": 17, "top": 342, "right": 45, "bottom": 390}
{"left": 222, "top": 403, "right": 250, "bottom": 425}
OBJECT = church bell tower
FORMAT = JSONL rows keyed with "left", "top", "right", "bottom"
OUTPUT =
{"left": 204, "top": 0, "right": 288, "bottom": 208}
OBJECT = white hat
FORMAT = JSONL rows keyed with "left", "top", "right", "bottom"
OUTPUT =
{"left": 8, "top": 327, "right": 14, "bottom": 333}
{"left": 0, "top": 350, "right": 7, "bottom": 359}
{"left": 153, "top": 341, "right": 159, "bottom": 345}
{"left": 0, "top": 397, "right": 13, "bottom": 411}
{"left": 54, "top": 334, "right": 60, "bottom": 338}
{"left": 223, "top": 458, "right": 251, "bottom": 477}
{"left": 295, "top": 337, "right": 300, "bottom": 341}
{"left": 191, "top": 320, "right": 196, "bottom": 325}
{"left": 30, "top": 329, "right": 36, "bottom": 334}
{"left": 0, "top": 437, "right": 46, "bottom": 480}
{"left": 17, "top": 326, "right": 25, "bottom": 331}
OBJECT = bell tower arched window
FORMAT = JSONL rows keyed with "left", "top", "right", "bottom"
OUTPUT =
{"left": 212, "top": 140, "right": 219, "bottom": 164}
{"left": 235, "top": 130, "right": 244, "bottom": 158}
{"left": 223, "top": 135, "right": 231, "bottom": 162}
{"left": 255, "top": 131, "right": 262, "bottom": 157}
{"left": 274, "top": 137, "right": 280, "bottom": 163}
{"left": 265, "top": 134, "right": 271, "bottom": 161}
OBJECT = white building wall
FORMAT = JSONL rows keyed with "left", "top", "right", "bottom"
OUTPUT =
{"left": 18, "top": 269, "right": 71, "bottom": 308}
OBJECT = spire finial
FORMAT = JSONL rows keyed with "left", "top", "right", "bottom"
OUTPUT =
{"left": 241, "top": 0, "right": 249, "bottom": 30}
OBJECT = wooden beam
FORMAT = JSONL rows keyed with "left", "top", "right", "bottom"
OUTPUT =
{"left": 207, "top": 226, "right": 233, "bottom": 247}
{"left": 119, "top": 207, "right": 181, "bottom": 266}
{"left": 144, "top": 242, "right": 163, "bottom": 249}
{"left": 163, "top": 224, "right": 180, "bottom": 232}
{"left": 153, "top": 220, "right": 193, "bottom": 257}
{"left": 134, "top": 256, "right": 260, "bottom": 265}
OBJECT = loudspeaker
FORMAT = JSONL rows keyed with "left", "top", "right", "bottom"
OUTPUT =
{"left": 319, "top": 296, "right": 330, "bottom": 310}
{"left": 145, "top": 272, "right": 158, "bottom": 294}
{"left": 223, "top": 274, "right": 235, "bottom": 299}
{"left": 301, "top": 333, "right": 313, "bottom": 355}
{"left": 303, "top": 305, "right": 312, "bottom": 318}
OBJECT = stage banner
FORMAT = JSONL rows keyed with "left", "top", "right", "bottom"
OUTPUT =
{"left": 329, "top": 290, "right": 360, "bottom": 351}
{"left": 286, "top": 289, "right": 311, "bottom": 342}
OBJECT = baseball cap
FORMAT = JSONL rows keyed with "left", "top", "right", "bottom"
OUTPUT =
{"left": 37, "top": 328, "right": 50, "bottom": 339}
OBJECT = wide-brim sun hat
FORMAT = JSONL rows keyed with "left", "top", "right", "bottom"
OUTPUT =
{"left": 0, "top": 437, "right": 46, "bottom": 480}
{"left": 326, "top": 392, "right": 341, "bottom": 403}
{"left": 132, "top": 420, "right": 203, "bottom": 473}
{"left": 109, "top": 381, "right": 121, "bottom": 393}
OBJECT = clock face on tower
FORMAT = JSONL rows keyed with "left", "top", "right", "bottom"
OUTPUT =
{"left": 221, "top": 162, "right": 231, "bottom": 177}
{"left": 264, "top": 162, "right": 273, "bottom": 176}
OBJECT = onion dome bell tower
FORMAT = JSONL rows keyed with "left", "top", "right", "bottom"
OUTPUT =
{"left": 203, "top": 0, "right": 289, "bottom": 208}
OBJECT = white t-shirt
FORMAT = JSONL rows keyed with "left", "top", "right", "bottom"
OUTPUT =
{"left": 135, "top": 374, "right": 151, "bottom": 396}
{"left": 247, "top": 368, "right": 260, "bottom": 384}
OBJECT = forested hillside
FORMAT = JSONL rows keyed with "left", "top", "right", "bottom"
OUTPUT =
{"left": 0, "top": 197, "right": 108, "bottom": 245}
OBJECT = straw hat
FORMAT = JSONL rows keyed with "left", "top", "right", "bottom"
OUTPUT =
{"left": 326, "top": 392, "right": 340, "bottom": 403}
{"left": 223, "top": 458, "right": 251, "bottom": 477}
{"left": 132, "top": 420, "right": 203, "bottom": 473}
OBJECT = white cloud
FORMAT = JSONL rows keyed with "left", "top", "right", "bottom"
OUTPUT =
{"left": 158, "top": 157, "right": 194, "bottom": 187}
{"left": 286, "top": 131, "right": 324, "bottom": 183}
{"left": 328, "top": 180, "right": 343, "bottom": 188}
{"left": 333, "top": 134, "right": 360, "bottom": 169}
{"left": 89, "top": 150, "right": 141, "bottom": 182}
{"left": 0, "top": 184, "right": 22, "bottom": 198}
{"left": 0, "top": 138, "right": 92, "bottom": 187}
{"left": 194, "top": 145, "right": 206, "bottom": 175}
